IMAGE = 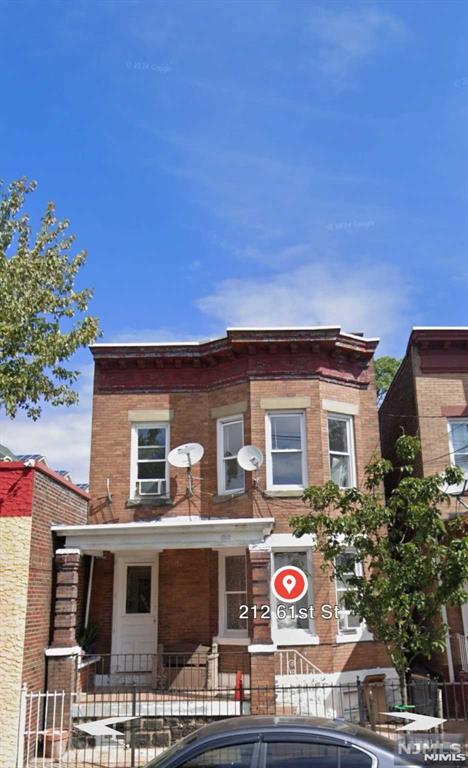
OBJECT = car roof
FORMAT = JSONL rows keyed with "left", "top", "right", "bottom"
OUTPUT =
{"left": 184, "top": 715, "right": 359, "bottom": 740}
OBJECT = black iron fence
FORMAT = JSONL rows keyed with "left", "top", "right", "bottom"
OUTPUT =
{"left": 18, "top": 680, "right": 468, "bottom": 767}
{"left": 78, "top": 651, "right": 250, "bottom": 693}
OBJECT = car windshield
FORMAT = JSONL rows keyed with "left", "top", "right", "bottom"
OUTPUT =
{"left": 145, "top": 733, "right": 198, "bottom": 767}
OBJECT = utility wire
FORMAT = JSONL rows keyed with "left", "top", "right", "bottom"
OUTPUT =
{"left": 380, "top": 412, "right": 468, "bottom": 420}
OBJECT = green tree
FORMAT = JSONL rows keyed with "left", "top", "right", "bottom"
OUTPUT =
{"left": 0, "top": 178, "right": 100, "bottom": 419}
{"left": 374, "top": 356, "right": 400, "bottom": 403}
{"left": 290, "top": 435, "right": 468, "bottom": 697}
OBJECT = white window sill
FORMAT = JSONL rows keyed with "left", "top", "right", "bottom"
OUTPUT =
{"left": 213, "top": 490, "right": 247, "bottom": 503}
{"left": 335, "top": 630, "right": 374, "bottom": 644}
{"left": 273, "top": 632, "right": 320, "bottom": 646}
{"left": 263, "top": 489, "right": 304, "bottom": 498}
{"left": 126, "top": 496, "right": 172, "bottom": 508}
{"left": 213, "top": 635, "right": 250, "bottom": 646}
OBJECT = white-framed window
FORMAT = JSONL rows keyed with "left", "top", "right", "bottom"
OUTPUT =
{"left": 271, "top": 548, "right": 317, "bottom": 645}
{"left": 130, "top": 422, "right": 169, "bottom": 498}
{"left": 265, "top": 411, "right": 307, "bottom": 490}
{"left": 327, "top": 413, "right": 356, "bottom": 488}
{"left": 217, "top": 550, "right": 248, "bottom": 643}
{"left": 217, "top": 415, "right": 245, "bottom": 495}
{"left": 334, "top": 551, "right": 372, "bottom": 643}
{"left": 448, "top": 419, "right": 468, "bottom": 476}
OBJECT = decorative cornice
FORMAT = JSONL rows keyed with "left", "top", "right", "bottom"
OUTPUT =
{"left": 91, "top": 327, "right": 378, "bottom": 360}
{"left": 91, "top": 328, "right": 378, "bottom": 394}
{"left": 410, "top": 329, "right": 468, "bottom": 373}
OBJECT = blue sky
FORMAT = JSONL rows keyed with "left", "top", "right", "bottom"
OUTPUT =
{"left": 1, "top": 0, "right": 467, "bottom": 481}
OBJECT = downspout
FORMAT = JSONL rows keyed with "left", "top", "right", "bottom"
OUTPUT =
{"left": 441, "top": 604, "right": 455, "bottom": 682}
{"left": 84, "top": 555, "right": 94, "bottom": 629}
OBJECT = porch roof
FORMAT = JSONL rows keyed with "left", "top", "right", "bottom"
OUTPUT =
{"left": 52, "top": 516, "right": 275, "bottom": 554}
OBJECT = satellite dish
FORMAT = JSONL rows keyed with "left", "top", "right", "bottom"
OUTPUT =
{"left": 168, "top": 443, "right": 204, "bottom": 468}
{"left": 442, "top": 477, "right": 468, "bottom": 497}
{"left": 237, "top": 445, "right": 264, "bottom": 472}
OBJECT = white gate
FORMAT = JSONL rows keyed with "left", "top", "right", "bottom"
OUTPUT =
{"left": 17, "top": 687, "right": 71, "bottom": 767}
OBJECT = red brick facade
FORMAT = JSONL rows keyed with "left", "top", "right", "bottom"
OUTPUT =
{"left": 81, "top": 327, "right": 394, "bottom": 695}
{"left": 0, "top": 462, "right": 88, "bottom": 693}
{"left": 379, "top": 327, "right": 468, "bottom": 681}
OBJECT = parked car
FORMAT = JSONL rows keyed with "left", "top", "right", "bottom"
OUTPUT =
{"left": 144, "top": 715, "right": 428, "bottom": 768}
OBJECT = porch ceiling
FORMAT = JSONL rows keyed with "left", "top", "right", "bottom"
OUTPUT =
{"left": 51, "top": 516, "right": 275, "bottom": 554}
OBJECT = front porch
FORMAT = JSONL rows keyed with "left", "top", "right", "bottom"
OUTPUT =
{"left": 50, "top": 516, "right": 275, "bottom": 697}
{"left": 77, "top": 646, "right": 250, "bottom": 694}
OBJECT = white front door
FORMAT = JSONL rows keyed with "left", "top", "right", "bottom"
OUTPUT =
{"left": 112, "top": 554, "right": 158, "bottom": 670}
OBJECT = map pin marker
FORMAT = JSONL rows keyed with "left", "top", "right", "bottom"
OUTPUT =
{"left": 283, "top": 575, "right": 296, "bottom": 594}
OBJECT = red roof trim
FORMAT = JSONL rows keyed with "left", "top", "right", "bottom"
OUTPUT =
{"left": 0, "top": 462, "right": 89, "bottom": 500}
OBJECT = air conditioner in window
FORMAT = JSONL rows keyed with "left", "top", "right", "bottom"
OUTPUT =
{"left": 136, "top": 479, "right": 165, "bottom": 496}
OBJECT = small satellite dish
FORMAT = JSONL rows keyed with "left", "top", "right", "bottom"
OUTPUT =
{"left": 442, "top": 478, "right": 468, "bottom": 497}
{"left": 237, "top": 445, "right": 264, "bottom": 472}
{"left": 168, "top": 443, "right": 204, "bottom": 498}
{"left": 168, "top": 443, "right": 204, "bottom": 468}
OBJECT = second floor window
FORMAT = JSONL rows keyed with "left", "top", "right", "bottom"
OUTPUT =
{"left": 266, "top": 411, "right": 307, "bottom": 490}
{"left": 448, "top": 419, "right": 468, "bottom": 475}
{"left": 328, "top": 413, "right": 356, "bottom": 488}
{"left": 217, "top": 416, "right": 245, "bottom": 495}
{"left": 130, "top": 422, "right": 169, "bottom": 498}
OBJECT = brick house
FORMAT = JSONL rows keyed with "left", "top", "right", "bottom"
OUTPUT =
{"left": 0, "top": 453, "right": 88, "bottom": 768}
{"left": 379, "top": 326, "right": 468, "bottom": 682}
{"left": 51, "top": 327, "right": 397, "bottom": 712}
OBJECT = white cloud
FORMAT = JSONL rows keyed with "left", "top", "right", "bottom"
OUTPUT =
{"left": 0, "top": 365, "right": 93, "bottom": 484}
{"left": 198, "top": 261, "right": 411, "bottom": 352}
{"left": 310, "top": 6, "right": 407, "bottom": 83}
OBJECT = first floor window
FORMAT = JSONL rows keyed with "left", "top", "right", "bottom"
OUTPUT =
{"left": 217, "top": 416, "right": 245, "bottom": 495}
{"left": 448, "top": 419, "right": 468, "bottom": 475}
{"left": 328, "top": 413, "right": 356, "bottom": 488}
{"left": 335, "top": 552, "right": 362, "bottom": 635}
{"left": 272, "top": 550, "right": 313, "bottom": 638}
{"left": 220, "top": 552, "right": 248, "bottom": 637}
{"left": 266, "top": 411, "right": 307, "bottom": 489}
{"left": 131, "top": 422, "right": 169, "bottom": 497}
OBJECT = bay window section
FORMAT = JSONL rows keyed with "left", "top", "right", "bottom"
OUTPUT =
{"left": 266, "top": 411, "right": 307, "bottom": 490}
{"left": 217, "top": 416, "right": 245, "bottom": 495}
{"left": 327, "top": 414, "right": 356, "bottom": 488}
{"left": 335, "top": 551, "right": 372, "bottom": 642}
{"left": 130, "top": 423, "right": 169, "bottom": 498}
{"left": 448, "top": 419, "right": 468, "bottom": 475}
{"left": 271, "top": 549, "right": 317, "bottom": 644}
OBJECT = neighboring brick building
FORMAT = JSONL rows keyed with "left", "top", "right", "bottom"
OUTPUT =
{"left": 379, "top": 327, "right": 468, "bottom": 682}
{"left": 0, "top": 455, "right": 88, "bottom": 768}
{"left": 53, "top": 327, "right": 397, "bottom": 712}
